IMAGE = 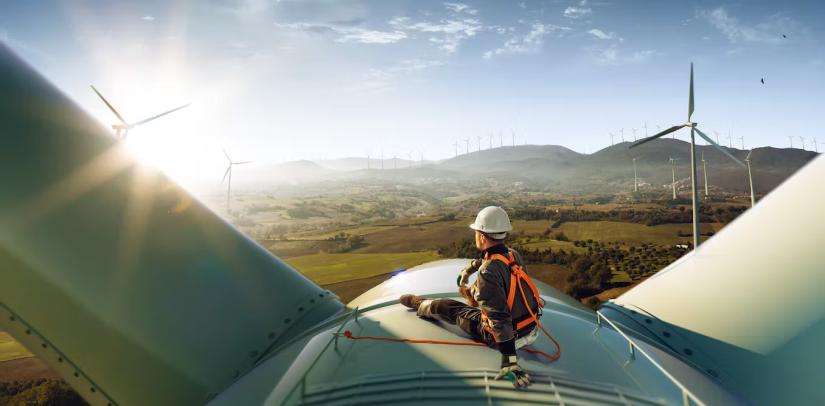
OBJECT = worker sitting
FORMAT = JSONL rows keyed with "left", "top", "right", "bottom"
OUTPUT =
{"left": 399, "top": 206, "right": 543, "bottom": 389}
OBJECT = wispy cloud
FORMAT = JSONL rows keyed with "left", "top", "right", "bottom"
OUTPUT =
{"left": 587, "top": 28, "right": 614, "bottom": 40}
{"left": 697, "top": 7, "right": 798, "bottom": 44}
{"left": 142, "top": 15, "right": 156, "bottom": 22}
{"left": 564, "top": 0, "right": 592, "bottom": 19}
{"left": 483, "top": 23, "right": 569, "bottom": 59}
{"left": 275, "top": 22, "right": 407, "bottom": 44}
{"left": 444, "top": 2, "right": 478, "bottom": 15}
{"left": 389, "top": 16, "right": 483, "bottom": 53}
{"left": 593, "top": 46, "right": 654, "bottom": 65}
{"left": 355, "top": 58, "right": 447, "bottom": 92}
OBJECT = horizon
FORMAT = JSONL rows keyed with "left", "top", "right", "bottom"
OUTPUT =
{"left": 3, "top": 0, "right": 824, "bottom": 188}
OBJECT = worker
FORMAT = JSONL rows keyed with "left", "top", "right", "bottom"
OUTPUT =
{"left": 399, "top": 206, "right": 543, "bottom": 389}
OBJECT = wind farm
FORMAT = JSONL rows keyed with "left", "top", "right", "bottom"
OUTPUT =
{"left": 2, "top": 1, "right": 825, "bottom": 405}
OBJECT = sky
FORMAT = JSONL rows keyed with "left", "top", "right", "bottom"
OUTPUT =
{"left": 2, "top": 0, "right": 824, "bottom": 185}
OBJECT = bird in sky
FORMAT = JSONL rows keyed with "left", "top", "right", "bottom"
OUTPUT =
{"left": 782, "top": 34, "right": 787, "bottom": 38}
{"left": 761, "top": 78, "right": 765, "bottom": 84}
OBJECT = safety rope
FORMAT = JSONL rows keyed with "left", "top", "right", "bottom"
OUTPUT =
{"left": 341, "top": 269, "right": 562, "bottom": 361}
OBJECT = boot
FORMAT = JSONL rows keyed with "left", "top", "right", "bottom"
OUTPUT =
{"left": 399, "top": 294, "right": 425, "bottom": 310}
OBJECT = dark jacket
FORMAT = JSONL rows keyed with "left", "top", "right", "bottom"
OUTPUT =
{"left": 472, "top": 244, "right": 540, "bottom": 345}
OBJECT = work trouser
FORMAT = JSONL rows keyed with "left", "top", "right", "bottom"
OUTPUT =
{"left": 417, "top": 298, "right": 538, "bottom": 349}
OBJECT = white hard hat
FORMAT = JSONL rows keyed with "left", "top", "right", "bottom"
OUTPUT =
{"left": 469, "top": 206, "right": 512, "bottom": 239}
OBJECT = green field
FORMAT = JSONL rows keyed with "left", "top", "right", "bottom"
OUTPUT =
{"left": 285, "top": 251, "right": 442, "bottom": 285}
{"left": 289, "top": 224, "right": 399, "bottom": 240}
{"left": 520, "top": 239, "right": 587, "bottom": 253}
{"left": 556, "top": 221, "right": 725, "bottom": 245}
{"left": 0, "top": 332, "right": 32, "bottom": 362}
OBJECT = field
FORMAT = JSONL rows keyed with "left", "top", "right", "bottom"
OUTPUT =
{"left": 0, "top": 332, "right": 32, "bottom": 363}
{"left": 556, "top": 221, "right": 725, "bottom": 245}
{"left": 283, "top": 251, "right": 441, "bottom": 285}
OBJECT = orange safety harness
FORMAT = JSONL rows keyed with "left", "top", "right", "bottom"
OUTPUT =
{"left": 343, "top": 251, "right": 561, "bottom": 361}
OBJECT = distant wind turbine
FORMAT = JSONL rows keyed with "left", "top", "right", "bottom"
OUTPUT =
{"left": 488, "top": 134, "right": 493, "bottom": 150}
{"left": 367, "top": 153, "right": 370, "bottom": 169}
{"left": 702, "top": 150, "right": 709, "bottom": 197}
{"left": 630, "top": 63, "right": 745, "bottom": 248}
{"left": 91, "top": 85, "right": 190, "bottom": 139}
{"left": 727, "top": 131, "right": 732, "bottom": 148}
{"left": 619, "top": 128, "right": 625, "bottom": 142}
{"left": 609, "top": 132, "right": 615, "bottom": 146}
{"left": 499, "top": 131, "right": 503, "bottom": 148}
{"left": 380, "top": 150, "right": 384, "bottom": 169}
{"left": 737, "top": 136, "right": 744, "bottom": 150}
{"left": 669, "top": 157, "right": 679, "bottom": 200}
{"left": 814, "top": 137, "right": 821, "bottom": 153}
{"left": 746, "top": 150, "right": 756, "bottom": 207}
{"left": 453, "top": 141, "right": 458, "bottom": 157}
{"left": 221, "top": 149, "right": 251, "bottom": 214}
{"left": 631, "top": 128, "right": 637, "bottom": 141}
{"left": 511, "top": 130, "right": 516, "bottom": 147}
{"left": 799, "top": 136, "right": 806, "bottom": 151}
{"left": 788, "top": 136, "right": 794, "bottom": 149}
{"left": 713, "top": 131, "right": 720, "bottom": 145}
{"left": 464, "top": 138, "right": 470, "bottom": 154}
{"left": 477, "top": 135, "right": 482, "bottom": 152}
{"left": 632, "top": 156, "right": 639, "bottom": 192}
{"left": 643, "top": 122, "right": 649, "bottom": 137}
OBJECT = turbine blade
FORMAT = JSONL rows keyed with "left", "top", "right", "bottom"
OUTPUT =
{"left": 131, "top": 103, "right": 190, "bottom": 127}
{"left": 234, "top": 161, "right": 252, "bottom": 165}
{"left": 90, "top": 85, "right": 127, "bottom": 125}
{"left": 629, "top": 125, "right": 686, "bottom": 149}
{"left": 222, "top": 148, "right": 231, "bottom": 163}
{"left": 221, "top": 166, "right": 231, "bottom": 184}
{"left": 695, "top": 127, "right": 745, "bottom": 167}
{"left": 688, "top": 63, "right": 695, "bottom": 120}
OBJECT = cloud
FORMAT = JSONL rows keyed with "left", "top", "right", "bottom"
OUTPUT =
{"left": 483, "top": 23, "right": 569, "bottom": 59}
{"left": 593, "top": 46, "right": 654, "bottom": 65}
{"left": 275, "top": 22, "right": 407, "bottom": 44}
{"left": 444, "top": 2, "right": 478, "bottom": 15}
{"left": 698, "top": 7, "right": 798, "bottom": 44}
{"left": 354, "top": 59, "right": 447, "bottom": 92}
{"left": 389, "top": 16, "right": 483, "bottom": 53}
{"left": 587, "top": 28, "right": 614, "bottom": 40}
{"left": 563, "top": 2, "right": 592, "bottom": 19}
{"left": 142, "top": 15, "right": 156, "bottom": 21}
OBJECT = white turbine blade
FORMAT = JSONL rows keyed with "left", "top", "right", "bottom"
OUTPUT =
{"left": 90, "top": 85, "right": 127, "bottom": 125}
{"left": 131, "top": 103, "right": 190, "bottom": 127}
{"left": 695, "top": 127, "right": 746, "bottom": 167}
{"left": 233, "top": 161, "right": 252, "bottom": 165}
{"left": 688, "top": 63, "right": 695, "bottom": 120}
{"left": 630, "top": 124, "right": 687, "bottom": 149}
{"left": 222, "top": 148, "right": 231, "bottom": 163}
{"left": 221, "top": 166, "right": 231, "bottom": 183}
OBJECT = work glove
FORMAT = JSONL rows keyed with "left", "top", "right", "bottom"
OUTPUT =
{"left": 456, "top": 259, "right": 482, "bottom": 286}
{"left": 494, "top": 354, "right": 531, "bottom": 389}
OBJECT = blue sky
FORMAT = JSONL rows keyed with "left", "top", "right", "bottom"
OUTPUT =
{"left": 2, "top": 0, "right": 824, "bottom": 174}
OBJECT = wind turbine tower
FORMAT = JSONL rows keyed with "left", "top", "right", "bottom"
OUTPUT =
{"left": 619, "top": 128, "right": 624, "bottom": 142}
{"left": 746, "top": 150, "right": 756, "bottom": 207}
{"left": 643, "top": 122, "right": 648, "bottom": 137}
{"left": 221, "top": 149, "right": 251, "bottom": 214}
{"left": 788, "top": 136, "right": 794, "bottom": 148}
{"left": 499, "top": 131, "right": 503, "bottom": 147}
{"left": 453, "top": 141, "right": 458, "bottom": 157}
{"left": 669, "top": 157, "right": 678, "bottom": 200}
{"left": 799, "top": 136, "right": 806, "bottom": 151}
{"left": 90, "top": 85, "right": 190, "bottom": 139}
{"left": 609, "top": 132, "right": 615, "bottom": 146}
{"left": 511, "top": 130, "right": 516, "bottom": 147}
{"left": 632, "top": 157, "right": 639, "bottom": 192}
{"left": 702, "top": 151, "right": 709, "bottom": 197}
{"left": 631, "top": 128, "right": 637, "bottom": 141}
{"left": 630, "top": 63, "right": 745, "bottom": 248}
{"left": 477, "top": 135, "right": 482, "bottom": 152}
{"left": 464, "top": 138, "right": 470, "bottom": 154}
{"left": 738, "top": 136, "right": 745, "bottom": 150}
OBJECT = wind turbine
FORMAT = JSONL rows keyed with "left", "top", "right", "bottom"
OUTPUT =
{"left": 221, "top": 149, "right": 251, "bottom": 214}
{"left": 727, "top": 131, "right": 732, "bottom": 148}
{"left": 630, "top": 63, "right": 745, "bottom": 248}
{"left": 632, "top": 157, "right": 639, "bottom": 192}
{"left": 90, "top": 85, "right": 189, "bottom": 139}
{"left": 669, "top": 157, "right": 679, "bottom": 200}
{"left": 453, "top": 141, "right": 458, "bottom": 157}
{"left": 799, "top": 136, "right": 806, "bottom": 151}
{"left": 477, "top": 135, "right": 482, "bottom": 152}
{"left": 631, "top": 128, "right": 637, "bottom": 141}
{"left": 610, "top": 132, "right": 615, "bottom": 146}
{"left": 788, "top": 136, "right": 794, "bottom": 148}
{"left": 814, "top": 137, "right": 819, "bottom": 153}
{"left": 499, "top": 131, "right": 503, "bottom": 148}
{"left": 738, "top": 136, "right": 745, "bottom": 150}
{"left": 702, "top": 150, "right": 709, "bottom": 197}
{"left": 464, "top": 138, "right": 470, "bottom": 154}
{"left": 619, "top": 128, "right": 625, "bottom": 142}
{"left": 488, "top": 134, "right": 493, "bottom": 150}
{"left": 746, "top": 150, "right": 756, "bottom": 207}
{"left": 643, "top": 122, "right": 649, "bottom": 138}
{"left": 511, "top": 130, "right": 516, "bottom": 147}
